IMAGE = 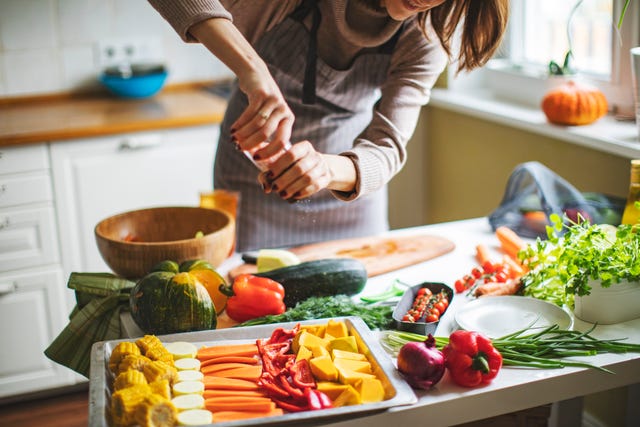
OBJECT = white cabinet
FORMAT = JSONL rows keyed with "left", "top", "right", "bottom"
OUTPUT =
{"left": 50, "top": 126, "right": 218, "bottom": 289}
{"left": 0, "top": 144, "right": 74, "bottom": 398}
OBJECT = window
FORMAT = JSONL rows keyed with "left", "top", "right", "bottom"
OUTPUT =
{"left": 481, "top": 0, "right": 639, "bottom": 115}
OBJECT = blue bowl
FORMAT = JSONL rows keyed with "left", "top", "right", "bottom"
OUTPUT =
{"left": 99, "top": 69, "right": 168, "bottom": 99}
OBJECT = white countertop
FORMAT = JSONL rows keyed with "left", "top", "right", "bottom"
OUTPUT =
{"left": 309, "top": 217, "right": 640, "bottom": 427}
{"left": 121, "top": 217, "right": 640, "bottom": 426}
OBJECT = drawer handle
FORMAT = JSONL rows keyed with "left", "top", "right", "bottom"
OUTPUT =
{"left": 118, "top": 137, "right": 161, "bottom": 151}
{"left": 0, "top": 217, "right": 8, "bottom": 230}
{"left": 0, "top": 282, "right": 17, "bottom": 296}
{"left": 0, "top": 184, "right": 6, "bottom": 196}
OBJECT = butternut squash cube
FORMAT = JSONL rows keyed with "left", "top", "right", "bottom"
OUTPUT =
{"left": 331, "top": 349, "right": 367, "bottom": 361}
{"left": 309, "top": 355, "right": 339, "bottom": 382}
{"left": 310, "top": 345, "right": 330, "bottom": 358}
{"left": 332, "top": 385, "right": 362, "bottom": 407}
{"left": 328, "top": 336, "right": 358, "bottom": 354}
{"left": 293, "top": 331, "right": 329, "bottom": 354}
{"left": 325, "top": 319, "right": 349, "bottom": 338}
{"left": 300, "top": 324, "right": 326, "bottom": 337}
{"left": 354, "top": 378, "right": 385, "bottom": 403}
{"left": 333, "top": 358, "right": 372, "bottom": 374}
{"left": 337, "top": 367, "right": 377, "bottom": 385}
{"left": 296, "top": 345, "right": 313, "bottom": 362}
{"left": 316, "top": 381, "right": 350, "bottom": 401}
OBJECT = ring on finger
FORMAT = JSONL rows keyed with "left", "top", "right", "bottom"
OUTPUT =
{"left": 259, "top": 111, "right": 269, "bottom": 120}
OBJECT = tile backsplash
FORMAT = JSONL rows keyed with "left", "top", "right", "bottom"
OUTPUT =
{"left": 0, "top": 0, "right": 233, "bottom": 97}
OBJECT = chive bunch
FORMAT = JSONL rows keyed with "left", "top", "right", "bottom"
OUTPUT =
{"left": 381, "top": 324, "right": 640, "bottom": 373}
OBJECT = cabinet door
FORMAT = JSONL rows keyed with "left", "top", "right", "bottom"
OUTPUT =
{"left": 50, "top": 126, "right": 218, "bottom": 276}
{"left": 0, "top": 267, "right": 75, "bottom": 398}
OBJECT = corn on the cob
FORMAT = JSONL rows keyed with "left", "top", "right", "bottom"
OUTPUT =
{"left": 143, "top": 360, "right": 178, "bottom": 385}
{"left": 109, "top": 341, "right": 141, "bottom": 373}
{"left": 149, "top": 379, "right": 172, "bottom": 400}
{"left": 134, "top": 393, "right": 177, "bottom": 427}
{"left": 136, "top": 335, "right": 164, "bottom": 354}
{"left": 113, "top": 369, "right": 148, "bottom": 391}
{"left": 145, "top": 346, "right": 174, "bottom": 365}
{"left": 110, "top": 384, "right": 151, "bottom": 426}
{"left": 117, "top": 354, "right": 152, "bottom": 374}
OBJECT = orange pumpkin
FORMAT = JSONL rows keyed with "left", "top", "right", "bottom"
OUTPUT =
{"left": 541, "top": 80, "right": 608, "bottom": 126}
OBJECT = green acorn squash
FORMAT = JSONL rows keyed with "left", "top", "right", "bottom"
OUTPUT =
{"left": 129, "top": 260, "right": 216, "bottom": 334}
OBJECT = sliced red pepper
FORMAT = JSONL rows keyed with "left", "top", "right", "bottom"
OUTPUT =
{"left": 222, "top": 274, "right": 286, "bottom": 322}
{"left": 258, "top": 373, "right": 290, "bottom": 399}
{"left": 277, "top": 374, "right": 305, "bottom": 400}
{"left": 315, "top": 390, "right": 333, "bottom": 409}
{"left": 304, "top": 387, "right": 323, "bottom": 411}
{"left": 443, "top": 330, "right": 503, "bottom": 387}
{"left": 271, "top": 397, "right": 309, "bottom": 413}
{"left": 291, "top": 359, "right": 316, "bottom": 389}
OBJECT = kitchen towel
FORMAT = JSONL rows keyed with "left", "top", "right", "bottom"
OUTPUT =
{"left": 488, "top": 161, "right": 624, "bottom": 238}
{"left": 45, "top": 273, "right": 134, "bottom": 378}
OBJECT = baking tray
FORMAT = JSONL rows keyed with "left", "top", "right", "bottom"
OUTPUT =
{"left": 392, "top": 282, "right": 454, "bottom": 335}
{"left": 89, "top": 316, "right": 416, "bottom": 427}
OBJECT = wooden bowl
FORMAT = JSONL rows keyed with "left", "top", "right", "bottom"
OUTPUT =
{"left": 95, "top": 206, "right": 235, "bottom": 279}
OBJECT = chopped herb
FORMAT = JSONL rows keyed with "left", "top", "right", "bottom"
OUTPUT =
{"left": 237, "top": 295, "right": 394, "bottom": 330}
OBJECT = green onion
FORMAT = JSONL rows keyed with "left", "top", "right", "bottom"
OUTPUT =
{"left": 380, "top": 324, "right": 640, "bottom": 372}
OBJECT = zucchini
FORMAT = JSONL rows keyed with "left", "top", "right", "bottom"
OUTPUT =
{"left": 254, "top": 258, "right": 368, "bottom": 307}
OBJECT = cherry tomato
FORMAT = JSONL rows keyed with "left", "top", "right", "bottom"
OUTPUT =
{"left": 454, "top": 279, "right": 466, "bottom": 293}
{"left": 471, "top": 267, "right": 483, "bottom": 279}
{"left": 482, "top": 261, "right": 496, "bottom": 274}
{"left": 426, "top": 313, "right": 439, "bottom": 323}
{"left": 495, "top": 271, "right": 509, "bottom": 283}
{"left": 434, "top": 301, "right": 446, "bottom": 314}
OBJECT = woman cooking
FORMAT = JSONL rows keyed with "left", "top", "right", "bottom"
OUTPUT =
{"left": 147, "top": 0, "right": 509, "bottom": 251}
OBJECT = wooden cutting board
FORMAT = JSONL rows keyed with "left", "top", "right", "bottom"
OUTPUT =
{"left": 228, "top": 234, "right": 455, "bottom": 280}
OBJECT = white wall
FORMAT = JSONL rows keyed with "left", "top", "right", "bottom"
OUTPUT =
{"left": 0, "top": 0, "right": 233, "bottom": 97}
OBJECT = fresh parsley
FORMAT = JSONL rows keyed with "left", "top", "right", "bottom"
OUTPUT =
{"left": 519, "top": 214, "right": 640, "bottom": 308}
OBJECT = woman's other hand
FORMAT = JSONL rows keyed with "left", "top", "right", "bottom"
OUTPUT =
{"left": 259, "top": 141, "right": 357, "bottom": 200}
{"left": 189, "top": 18, "right": 294, "bottom": 159}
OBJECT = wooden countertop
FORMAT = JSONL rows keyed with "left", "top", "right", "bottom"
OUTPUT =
{"left": 0, "top": 86, "right": 228, "bottom": 147}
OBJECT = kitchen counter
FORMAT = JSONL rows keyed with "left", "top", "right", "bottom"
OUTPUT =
{"left": 118, "top": 217, "right": 640, "bottom": 426}
{"left": 0, "top": 86, "right": 228, "bottom": 147}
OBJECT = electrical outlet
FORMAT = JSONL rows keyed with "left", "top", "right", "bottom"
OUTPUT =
{"left": 95, "top": 37, "right": 164, "bottom": 69}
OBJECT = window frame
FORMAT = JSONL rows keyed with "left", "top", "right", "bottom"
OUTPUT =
{"left": 454, "top": 0, "right": 640, "bottom": 117}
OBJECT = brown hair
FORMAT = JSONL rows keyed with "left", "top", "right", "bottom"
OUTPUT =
{"left": 420, "top": 0, "right": 509, "bottom": 73}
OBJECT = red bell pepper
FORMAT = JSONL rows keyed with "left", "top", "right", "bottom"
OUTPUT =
{"left": 442, "top": 330, "right": 503, "bottom": 387}
{"left": 221, "top": 274, "right": 286, "bottom": 322}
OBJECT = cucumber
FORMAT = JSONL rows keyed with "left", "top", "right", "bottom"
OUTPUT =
{"left": 254, "top": 258, "right": 368, "bottom": 307}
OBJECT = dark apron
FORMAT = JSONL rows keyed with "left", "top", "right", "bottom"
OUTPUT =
{"left": 214, "top": 0, "right": 401, "bottom": 251}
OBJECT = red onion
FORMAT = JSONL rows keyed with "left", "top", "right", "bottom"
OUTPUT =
{"left": 396, "top": 334, "right": 445, "bottom": 390}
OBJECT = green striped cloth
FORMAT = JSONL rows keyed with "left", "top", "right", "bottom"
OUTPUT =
{"left": 45, "top": 273, "right": 135, "bottom": 378}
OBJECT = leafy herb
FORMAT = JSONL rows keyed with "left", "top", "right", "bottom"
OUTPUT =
{"left": 518, "top": 214, "right": 640, "bottom": 308}
{"left": 237, "top": 295, "right": 393, "bottom": 330}
{"left": 381, "top": 324, "right": 640, "bottom": 372}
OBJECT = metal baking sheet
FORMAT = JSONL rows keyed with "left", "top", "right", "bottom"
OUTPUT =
{"left": 89, "top": 316, "right": 417, "bottom": 427}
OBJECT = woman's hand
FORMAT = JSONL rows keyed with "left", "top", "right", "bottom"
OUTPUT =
{"left": 188, "top": 17, "right": 294, "bottom": 158}
{"left": 259, "top": 141, "right": 358, "bottom": 200}
{"left": 231, "top": 66, "right": 294, "bottom": 160}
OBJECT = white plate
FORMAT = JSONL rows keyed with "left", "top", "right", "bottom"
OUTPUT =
{"left": 455, "top": 296, "right": 573, "bottom": 338}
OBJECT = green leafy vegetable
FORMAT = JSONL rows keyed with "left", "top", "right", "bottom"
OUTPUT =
{"left": 519, "top": 214, "right": 640, "bottom": 308}
{"left": 236, "top": 295, "right": 393, "bottom": 330}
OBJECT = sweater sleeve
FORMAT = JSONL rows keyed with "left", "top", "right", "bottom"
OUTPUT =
{"left": 147, "top": 0, "right": 232, "bottom": 42}
{"left": 334, "top": 19, "right": 448, "bottom": 201}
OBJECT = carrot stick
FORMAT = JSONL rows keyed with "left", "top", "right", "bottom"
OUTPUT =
{"left": 200, "top": 356, "right": 259, "bottom": 368}
{"left": 211, "top": 409, "right": 284, "bottom": 422}
{"left": 495, "top": 226, "right": 526, "bottom": 259}
{"left": 475, "top": 244, "right": 492, "bottom": 265}
{"left": 475, "top": 279, "right": 521, "bottom": 297}
{"left": 201, "top": 362, "right": 258, "bottom": 374}
{"left": 204, "top": 389, "right": 268, "bottom": 399}
{"left": 211, "top": 366, "right": 262, "bottom": 382}
{"left": 501, "top": 254, "right": 526, "bottom": 278}
{"left": 203, "top": 376, "right": 260, "bottom": 391}
{"left": 205, "top": 397, "right": 276, "bottom": 413}
{"left": 197, "top": 343, "right": 258, "bottom": 360}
